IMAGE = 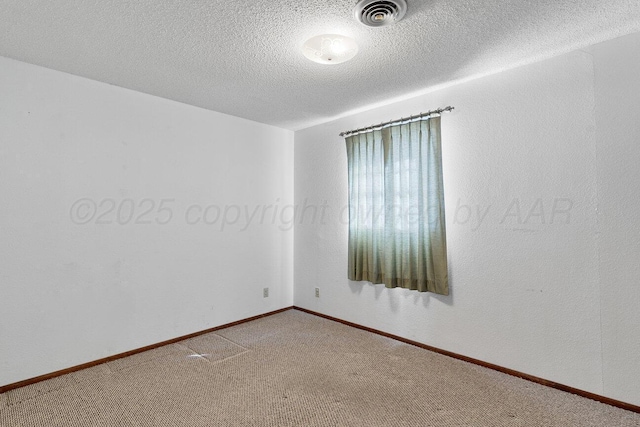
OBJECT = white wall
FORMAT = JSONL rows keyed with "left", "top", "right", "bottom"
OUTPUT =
{"left": 0, "top": 56, "right": 294, "bottom": 387}
{"left": 593, "top": 34, "right": 640, "bottom": 405}
{"left": 294, "top": 32, "right": 640, "bottom": 406}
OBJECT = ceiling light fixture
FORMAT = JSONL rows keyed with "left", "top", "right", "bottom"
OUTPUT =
{"left": 301, "top": 34, "right": 359, "bottom": 65}
{"left": 354, "top": 0, "right": 408, "bottom": 27}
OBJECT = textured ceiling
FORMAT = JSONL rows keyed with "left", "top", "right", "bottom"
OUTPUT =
{"left": 1, "top": 0, "right": 639, "bottom": 130}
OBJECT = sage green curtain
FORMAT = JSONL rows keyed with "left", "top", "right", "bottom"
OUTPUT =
{"left": 345, "top": 116, "right": 448, "bottom": 295}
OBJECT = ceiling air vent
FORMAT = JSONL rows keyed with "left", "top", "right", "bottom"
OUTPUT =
{"left": 354, "top": 0, "right": 408, "bottom": 27}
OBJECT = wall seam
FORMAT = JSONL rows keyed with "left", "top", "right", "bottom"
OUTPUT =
{"left": 588, "top": 46, "right": 606, "bottom": 397}
{"left": 292, "top": 132, "right": 297, "bottom": 306}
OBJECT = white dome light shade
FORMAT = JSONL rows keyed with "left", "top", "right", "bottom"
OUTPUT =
{"left": 302, "top": 34, "right": 359, "bottom": 65}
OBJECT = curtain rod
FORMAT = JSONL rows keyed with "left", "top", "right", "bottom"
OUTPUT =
{"left": 339, "top": 106, "right": 454, "bottom": 137}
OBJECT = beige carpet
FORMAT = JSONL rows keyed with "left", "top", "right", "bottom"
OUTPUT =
{"left": 1, "top": 309, "right": 639, "bottom": 426}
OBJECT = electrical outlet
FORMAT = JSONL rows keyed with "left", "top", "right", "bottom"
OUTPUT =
{"left": 263, "top": 288, "right": 269, "bottom": 298}
{"left": 315, "top": 287, "right": 320, "bottom": 298}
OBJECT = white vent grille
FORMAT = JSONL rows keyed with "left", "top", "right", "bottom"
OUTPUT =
{"left": 354, "top": 0, "right": 408, "bottom": 27}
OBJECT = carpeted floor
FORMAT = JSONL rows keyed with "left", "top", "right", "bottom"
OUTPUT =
{"left": 1, "top": 309, "right": 639, "bottom": 426}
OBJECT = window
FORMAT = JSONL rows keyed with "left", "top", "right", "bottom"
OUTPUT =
{"left": 345, "top": 116, "right": 448, "bottom": 295}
